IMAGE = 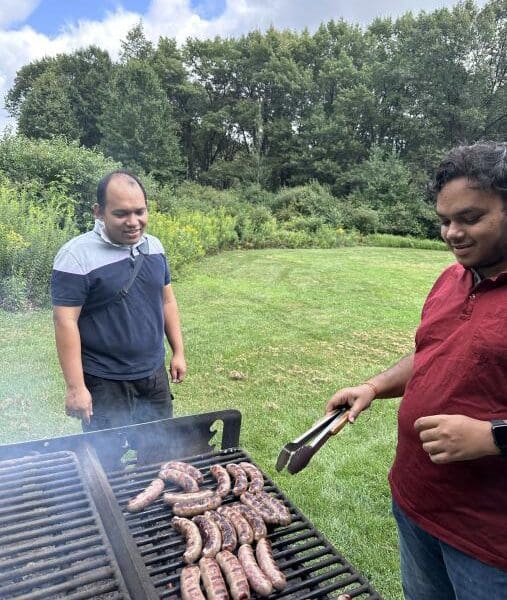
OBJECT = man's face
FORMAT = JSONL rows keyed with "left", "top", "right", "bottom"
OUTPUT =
{"left": 436, "top": 177, "right": 507, "bottom": 278}
{"left": 94, "top": 176, "right": 148, "bottom": 245}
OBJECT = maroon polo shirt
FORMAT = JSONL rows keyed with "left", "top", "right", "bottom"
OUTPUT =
{"left": 389, "top": 263, "right": 507, "bottom": 570}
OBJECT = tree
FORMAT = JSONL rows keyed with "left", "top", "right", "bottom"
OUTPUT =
{"left": 100, "top": 60, "right": 183, "bottom": 183}
{"left": 6, "top": 47, "right": 113, "bottom": 148}
{"left": 17, "top": 69, "right": 81, "bottom": 140}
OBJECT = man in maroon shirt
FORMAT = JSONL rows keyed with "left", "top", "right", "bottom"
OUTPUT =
{"left": 327, "top": 141, "right": 507, "bottom": 599}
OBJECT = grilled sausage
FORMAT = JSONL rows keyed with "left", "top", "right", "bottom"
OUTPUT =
{"left": 239, "top": 492, "right": 278, "bottom": 524}
{"left": 163, "top": 489, "right": 214, "bottom": 506}
{"left": 234, "top": 504, "right": 267, "bottom": 541}
{"left": 193, "top": 514, "right": 222, "bottom": 558}
{"left": 173, "top": 493, "right": 222, "bottom": 517}
{"left": 172, "top": 516, "right": 203, "bottom": 564}
{"left": 158, "top": 467, "right": 200, "bottom": 492}
{"left": 161, "top": 460, "right": 204, "bottom": 483}
{"left": 218, "top": 505, "right": 254, "bottom": 545}
{"left": 237, "top": 544, "right": 273, "bottom": 597}
{"left": 199, "top": 557, "right": 229, "bottom": 600}
{"left": 226, "top": 463, "right": 248, "bottom": 496}
{"left": 216, "top": 550, "right": 250, "bottom": 600}
{"left": 210, "top": 464, "right": 232, "bottom": 497}
{"left": 257, "top": 492, "right": 292, "bottom": 526}
{"left": 126, "top": 478, "right": 165, "bottom": 513}
{"left": 239, "top": 462, "right": 264, "bottom": 494}
{"left": 206, "top": 510, "right": 237, "bottom": 552}
{"left": 180, "top": 564, "right": 206, "bottom": 600}
{"left": 255, "top": 537, "right": 287, "bottom": 590}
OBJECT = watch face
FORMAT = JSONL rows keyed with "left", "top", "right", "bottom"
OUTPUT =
{"left": 492, "top": 420, "right": 507, "bottom": 449}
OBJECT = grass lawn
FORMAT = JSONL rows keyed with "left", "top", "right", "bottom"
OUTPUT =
{"left": 0, "top": 246, "right": 453, "bottom": 599}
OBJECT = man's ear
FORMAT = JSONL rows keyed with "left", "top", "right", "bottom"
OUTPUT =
{"left": 92, "top": 203, "right": 102, "bottom": 219}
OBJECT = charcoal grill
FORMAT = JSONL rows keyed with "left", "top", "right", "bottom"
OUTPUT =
{"left": 0, "top": 410, "right": 383, "bottom": 599}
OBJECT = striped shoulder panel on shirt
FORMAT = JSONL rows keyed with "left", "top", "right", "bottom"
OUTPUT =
{"left": 53, "top": 232, "right": 166, "bottom": 276}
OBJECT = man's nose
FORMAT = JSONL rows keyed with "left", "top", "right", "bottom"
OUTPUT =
{"left": 125, "top": 213, "right": 139, "bottom": 226}
{"left": 446, "top": 221, "right": 465, "bottom": 239}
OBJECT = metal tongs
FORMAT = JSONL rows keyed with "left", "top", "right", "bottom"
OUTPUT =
{"left": 276, "top": 407, "right": 350, "bottom": 474}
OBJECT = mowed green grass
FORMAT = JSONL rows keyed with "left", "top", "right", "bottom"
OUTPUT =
{"left": 0, "top": 246, "right": 453, "bottom": 599}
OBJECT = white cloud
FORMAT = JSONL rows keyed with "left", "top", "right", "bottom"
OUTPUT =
{"left": 0, "top": 0, "right": 40, "bottom": 28}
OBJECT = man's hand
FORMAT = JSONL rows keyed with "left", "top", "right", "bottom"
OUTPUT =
{"left": 170, "top": 352, "right": 187, "bottom": 383}
{"left": 65, "top": 386, "right": 93, "bottom": 424}
{"left": 414, "top": 414, "right": 499, "bottom": 463}
{"left": 325, "top": 384, "right": 376, "bottom": 422}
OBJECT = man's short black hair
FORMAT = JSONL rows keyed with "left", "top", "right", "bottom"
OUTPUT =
{"left": 429, "top": 141, "right": 507, "bottom": 203}
{"left": 96, "top": 169, "right": 147, "bottom": 210}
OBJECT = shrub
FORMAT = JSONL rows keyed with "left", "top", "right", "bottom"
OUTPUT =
{"left": 234, "top": 205, "right": 279, "bottom": 248}
{"left": 158, "top": 181, "right": 243, "bottom": 216}
{"left": 339, "top": 202, "right": 380, "bottom": 234}
{"left": 147, "top": 211, "right": 206, "bottom": 278}
{"left": 362, "top": 233, "right": 447, "bottom": 250}
{"left": 269, "top": 181, "right": 342, "bottom": 226}
{"left": 0, "top": 134, "right": 121, "bottom": 231}
{"left": 0, "top": 181, "right": 77, "bottom": 306}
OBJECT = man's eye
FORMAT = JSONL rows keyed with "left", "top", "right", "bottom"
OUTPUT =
{"left": 462, "top": 216, "right": 480, "bottom": 224}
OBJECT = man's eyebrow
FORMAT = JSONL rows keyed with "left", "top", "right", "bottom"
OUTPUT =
{"left": 436, "top": 207, "right": 484, "bottom": 218}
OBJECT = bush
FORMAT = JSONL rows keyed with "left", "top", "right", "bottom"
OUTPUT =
{"left": 0, "top": 181, "right": 77, "bottom": 306}
{"left": 362, "top": 233, "right": 446, "bottom": 250}
{"left": 269, "top": 181, "right": 342, "bottom": 226}
{"left": 339, "top": 202, "right": 380, "bottom": 234}
{"left": 0, "top": 134, "right": 121, "bottom": 231}
{"left": 234, "top": 205, "right": 279, "bottom": 248}
{"left": 158, "top": 181, "right": 243, "bottom": 216}
{"left": 343, "top": 145, "right": 436, "bottom": 237}
{"left": 147, "top": 211, "right": 206, "bottom": 278}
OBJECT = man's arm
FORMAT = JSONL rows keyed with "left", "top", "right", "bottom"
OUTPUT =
{"left": 326, "top": 352, "right": 414, "bottom": 422}
{"left": 53, "top": 305, "right": 93, "bottom": 423}
{"left": 163, "top": 284, "right": 187, "bottom": 383}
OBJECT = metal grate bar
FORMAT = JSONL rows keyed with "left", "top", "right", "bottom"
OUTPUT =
{"left": 0, "top": 514, "right": 97, "bottom": 545}
{"left": 0, "top": 534, "right": 104, "bottom": 574}
{"left": 8, "top": 567, "right": 120, "bottom": 600}
{"left": 0, "top": 559, "right": 113, "bottom": 596}
{"left": 0, "top": 488, "right": 87, "bottom": 517}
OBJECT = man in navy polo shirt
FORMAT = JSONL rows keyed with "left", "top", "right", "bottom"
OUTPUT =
{"left": 51, "top": 170, "right": 186, "bottom": 465}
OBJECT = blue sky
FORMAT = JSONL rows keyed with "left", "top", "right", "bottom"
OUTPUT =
{"left": 22, "top": 0, "right": 227, "bottom": 36}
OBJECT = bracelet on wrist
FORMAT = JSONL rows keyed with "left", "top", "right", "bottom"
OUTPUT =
{"left": 362, "top": 381, "right": 379, "bottom": 397}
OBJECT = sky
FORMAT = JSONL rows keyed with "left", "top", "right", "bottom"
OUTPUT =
{"left": 0, "top": 0, "right": 488, "bottom": 133}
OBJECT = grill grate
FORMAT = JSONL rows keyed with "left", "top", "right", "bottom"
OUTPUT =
{"left": 108, "top": 448, "right": 382, "bottom": 599}
{"left": 0, "top": 451, "right": 130, "bottom": 600}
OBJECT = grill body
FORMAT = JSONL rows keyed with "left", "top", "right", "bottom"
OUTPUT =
{"left": 0, "top": 410, "right": 382, "bottom": 599}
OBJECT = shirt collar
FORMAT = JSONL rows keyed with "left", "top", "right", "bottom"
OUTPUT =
{"left": 93, "top": 219, "right": 146, "bottom": 250}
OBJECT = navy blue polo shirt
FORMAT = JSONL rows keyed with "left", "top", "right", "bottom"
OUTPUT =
{"left": 51, "top": 221, "right": 171, "bottom": 380}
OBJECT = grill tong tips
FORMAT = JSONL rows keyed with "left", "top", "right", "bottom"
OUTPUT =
{"left": 276, "top": 407, "right": 350, "bottom": 474}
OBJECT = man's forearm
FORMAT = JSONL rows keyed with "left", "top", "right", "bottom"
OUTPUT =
{"left": 164, "top": 300, "right": 184, "bottom": 355}
{"left": 53, "top": 315, "right": 85, "bottom": 389}
{"left": 365, "top": 352, "right": 414, "bottom": 399}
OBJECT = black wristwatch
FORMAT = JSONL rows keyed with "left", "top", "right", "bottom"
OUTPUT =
{"left": 491, "top": 420, "right": 507, "bottom": 456}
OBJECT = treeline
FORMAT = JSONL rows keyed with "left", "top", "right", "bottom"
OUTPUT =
{"left": 0, "top": 0, "right": 504, "bottom": 310}
{"left": 6, "top": 0, "right": 505, "bottom": 195}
